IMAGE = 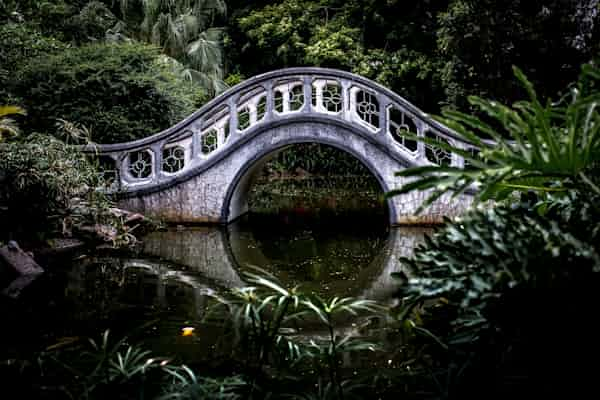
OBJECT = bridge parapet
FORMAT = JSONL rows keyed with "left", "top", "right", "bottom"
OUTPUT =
{"left": 83, "top": 68, "right": 478, "bottom": 195}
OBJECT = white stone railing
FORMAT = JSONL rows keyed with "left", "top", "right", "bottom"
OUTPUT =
{"left": 82, "top": 68, "right": 479, "bottom": 193}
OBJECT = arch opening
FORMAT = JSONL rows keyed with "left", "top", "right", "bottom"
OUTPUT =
{"left": 223, "top": 141, "right": 393, "bottom": 296}
{"left": 223, "top": 141, "right": 393, "bottom": 226}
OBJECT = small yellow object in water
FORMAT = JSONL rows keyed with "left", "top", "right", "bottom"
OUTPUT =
{"left": 181, "top": 327, "right": 195, "bottom": 336}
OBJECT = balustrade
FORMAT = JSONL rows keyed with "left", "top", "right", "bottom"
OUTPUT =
{"left": 84, "top": 68, "right": 476, "bottom": 192}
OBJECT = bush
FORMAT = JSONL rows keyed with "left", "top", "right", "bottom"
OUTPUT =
{"left": 0, "top": 23, "right": 67, "bottom": 102}
{"left": 0, "top": 134, "right": 97, "bottom": 218}
{"left": 399, "top": 193, "right": 600, "bottom": 315}
{"left": 16, "top": 43, "right": 205, "bottom": 144}
{"left": 390, "top": 62, "right": 600, "bottom": 396}
{"left": 396, "top": 194, "right": 600, "bottom": 396}
{"left": 69, "top": 1, "right": 118, "bottom": 43}
{"left": 0, "top": 133, "right": 135, "bottom": 246}
{"left": 353, "top": 48, "right": 444, "bottom": 111}
{"left": 0, "top": 0, "right": 88, "bottom": 41}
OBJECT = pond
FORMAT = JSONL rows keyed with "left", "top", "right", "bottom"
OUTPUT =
{"left": 56, "top": 214, "right": 428, "bottom": 363}
{"left": 0, "top": 177, "right": 431, "bottom": 377}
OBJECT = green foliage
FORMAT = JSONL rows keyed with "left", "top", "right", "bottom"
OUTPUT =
{"left": 223, "top": 72, "right": 245, "bottom": 87}
{"left": 301, "top": 295, "right": 380, "bottom": 399}
{"left": 211, "top": 271, "right": 382, "bottom": 399}
{"left": 0, "top": 23, "right": 67, "bottom": 73}
{"left": 70, "top": 1, "right": 119, "bottom": 43}
{"left": 388, "top": 58, "right": 600, "bottom": 395}
{"left": 115, "top": 0, "right": 227, "bottom": 95}
{"left": 234, "top": 0, "right": 443, "bottom": 87}
{"left": 437, "top": 0, "right": 598, "bottom": 110}
{"left": 79, "top": 329, "right": 158, "bottom": 394}
{"left": 304, "top": 24, "right": 362, "bottom": 69}
{"left": 0, "top": 134, "right": 100, "bottom": 220}
{"left": 0, "top": 23, "right": 67, "bottom": 102}
{"left": 393, "top": 192, "right": 600, "bottom": 395}
{"left": 212, "top": 271, "right": 306, "bottom": 375}
{"left": 44, "top": 329, "right": 245, "bottom": 400}
{"left": 0, "top": 1, "right": 90, "bottom": 41}
{"left": 390, "top": 65, "right": 600, "bottom": 211}
{"left": 398, "top": 197, "right": 600, "bottom": 316}
{"left": 0, "top": 133, "right": 140, "bottom": 246}
{"left": 159, "top": 366, "right": 245, "bottom": 400}
{"left": 0, "top": 105, "right": 27, "bottom": 142}
{"left": 353, "top": 48, "right": 443, "bottom": 109}
{"left": 232, "top": 0, "right": 598, "bottom": 113}
{"left": 236, "top": 0, "right": 316, "bottom": 68}
{"left": 15, "top": 42, "right": 204, "bottom": 143}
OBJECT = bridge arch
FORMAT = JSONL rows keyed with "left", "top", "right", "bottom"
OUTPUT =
{"left": 85, "top": 68, "right": 476, "bottom": 225}
{"left": 222, "top": 123, "right": 401, "bottom": 224}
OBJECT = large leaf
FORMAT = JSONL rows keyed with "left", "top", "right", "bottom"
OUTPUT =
{"left": 387, "top": 65, "right": 600, "bottom": 211}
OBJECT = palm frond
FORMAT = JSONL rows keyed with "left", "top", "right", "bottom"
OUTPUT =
{"left": 186, "top": 27, "right": 223, "bottom": 74}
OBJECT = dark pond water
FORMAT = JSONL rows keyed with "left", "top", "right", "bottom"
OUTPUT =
{"left": 52, "top": 213, "right": 428, "bottom": 362}
{"left": 0, "top": 179, "right": 431, "bottom": 367}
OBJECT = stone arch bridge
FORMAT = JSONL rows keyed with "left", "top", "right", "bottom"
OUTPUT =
{"left": 84, "top": 68, "right": 476, "bottom": 225}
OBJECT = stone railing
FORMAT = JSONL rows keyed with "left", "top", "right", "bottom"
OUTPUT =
{"left": 83, "top": 68, "right": 478, "bottom": 193}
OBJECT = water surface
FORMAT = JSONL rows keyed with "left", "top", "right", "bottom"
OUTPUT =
{"left": 60, "top": 214, "right": 428, "bottom": 361}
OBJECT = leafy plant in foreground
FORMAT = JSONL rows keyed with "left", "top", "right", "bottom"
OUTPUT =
{"left": 45, "top": 329, "right": 244, "bottom": 400}
{"left": 302, "top": 296, "right": 381, "bottom": 400}
{"left": 160, "top": 365, "right": 244, "bottom": 400}
{"left": 389, "top": 65, "right": 600, "bottom": 210}
{"left": 392, "top": 192, "right": 600, "bottom": 396}
{"left": 396, "top": 194, "right": 600, "bottom": 325}
{"left": 386, "top": 62, "right": 600, "bottom": 396}
{"left": 212, "top": 272, "right": 384, "bottom": 399}
{"left": 209, "top": 270, "right": 305, "bottom": 396}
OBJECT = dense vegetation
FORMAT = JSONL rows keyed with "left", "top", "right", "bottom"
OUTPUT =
{"left": 389, "top": 64, "right": 600, "bottom": 397}
{"left": 17, "top": 42, "right": 203, "bottom": 143}
{"left": 1, "top": 1, "right": 600, "bottom": 399}
{"left": 226, "top": 0, "right": 599, "bottom": 111}
{"left": 3, "top": 0, "right": 599, "bottom": 135}
{"left": 2, "top": 0, "right": 598, "bottom": 172}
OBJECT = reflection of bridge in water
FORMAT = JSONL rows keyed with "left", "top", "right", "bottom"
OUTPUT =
{"left": 70, "top": 227, "right": 427, "bottom": 320}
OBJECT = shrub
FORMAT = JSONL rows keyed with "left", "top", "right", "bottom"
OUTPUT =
{"left": 8, "top": 329, "right": 245, "bottom": 400}
{"left": 390, "top": 62, "right": 600, "bottom": 396}
{"left": 69, "top": 1, "right": 118, "bottom": 43}
{"left": 16, "top": 43, "right": 205, "bottom": 144}
{"left": 210, "top": 271, "right": 382, "bottom": 398}
{"left": 0, "top": 23, "right": 67, "bottom": 102}
{"left": 0, "top": 134, "right": 97, "bottom": 219}
{"left": 395, "top": 193, "right": 600, "bottom": 396}
{"left": 389, "top": 65, "right": 600, "bottom": 213}
{"left": 0, "top": 0, "right": 87, "bottom": 41}
{"left": 0, "top": 133, "right": 135, "bottom": 246}
{"left": 399, "top": 193, "right": 600, "bottom": 317}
